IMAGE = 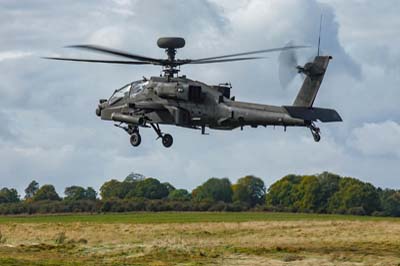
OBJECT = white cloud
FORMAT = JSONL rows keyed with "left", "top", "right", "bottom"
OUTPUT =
{"left": 0, "top": 0, "right": 399, "bottom": 194}
{"left": 320, "top": 0, "right": 400, "bottom": 72}
{"left": 109, "top": 0, "right": 136, "bottom": 16}
{"left": 0, "top": 51, "right": 32, "bottom": 61}
{"left": 88, "top": 26, "right": 126, "bottom": 47}
{"left": 349, "top": 120, "right": 400, "bottom": 157}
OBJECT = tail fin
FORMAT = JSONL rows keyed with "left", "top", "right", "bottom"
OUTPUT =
{"left": 286, "top": 55, "right": 342, "bottom": 123}
{"left": 293, "top": 55, "right": 332, "bottom": 107}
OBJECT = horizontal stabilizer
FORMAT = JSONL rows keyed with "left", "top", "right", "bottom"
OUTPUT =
{"left": 283, "top": 106, "right": 342, "bottom": 122}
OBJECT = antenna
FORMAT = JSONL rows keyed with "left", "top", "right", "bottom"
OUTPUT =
{"left": 317, "top": 14, "right": 323, "bottom": 56}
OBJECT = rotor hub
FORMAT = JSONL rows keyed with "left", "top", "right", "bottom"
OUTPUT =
{"left": 157, "top": 37, "right": 186, "bottom": 49}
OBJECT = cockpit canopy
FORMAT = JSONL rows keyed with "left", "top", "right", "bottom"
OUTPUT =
{"left": 109, "top": 80, "right": 148, "bottom": 104}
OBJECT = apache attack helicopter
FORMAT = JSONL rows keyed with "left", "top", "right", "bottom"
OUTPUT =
{"left": 45, "top": 37, "right": 342, "bottom": 148}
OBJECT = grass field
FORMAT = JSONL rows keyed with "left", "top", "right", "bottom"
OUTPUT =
{"left": 0, "top": 212, "right": 399, "bottom": 265}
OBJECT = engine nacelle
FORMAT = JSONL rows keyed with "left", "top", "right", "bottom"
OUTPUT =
{"left": 154, "top": 83, "right": 203, "bottom": 103}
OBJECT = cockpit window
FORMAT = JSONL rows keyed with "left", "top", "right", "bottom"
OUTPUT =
{"left": 109, "top": 83, "right": 131, "bottom": 104}
{"left": 130, "top": 80, "right": 148, "bottom": 98}
{"left": 109, "top": 80, "right": 148, "bottom": 104}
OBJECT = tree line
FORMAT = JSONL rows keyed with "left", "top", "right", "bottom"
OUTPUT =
{"left": 0, "top": 172, "right": 399, "bottom": 216}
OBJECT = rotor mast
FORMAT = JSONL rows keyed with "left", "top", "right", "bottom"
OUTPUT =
{"left": 162, "top": 47, "right": 180, "bottom": 77}
{"left": 157, "top": 37, "right": 186, "bottom": 78}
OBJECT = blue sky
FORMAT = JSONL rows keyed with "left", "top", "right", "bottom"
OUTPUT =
{"left": 0, "top": 0, "right": 399, "bottom": 196}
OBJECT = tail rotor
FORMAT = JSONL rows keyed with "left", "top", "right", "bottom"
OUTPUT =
{"left": 278, "top": 41, "right": 300, "bottom": 89}
{"left": 278, "top": 15, "right": 325, "bottom": 89}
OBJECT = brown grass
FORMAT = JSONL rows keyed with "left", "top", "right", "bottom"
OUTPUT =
{"left": 0, "top": 219, "right": 399, "bottom": 265}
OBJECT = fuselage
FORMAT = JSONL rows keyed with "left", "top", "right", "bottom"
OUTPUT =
{"left": 97, "top": 76, "right": 306, "bottom": 131}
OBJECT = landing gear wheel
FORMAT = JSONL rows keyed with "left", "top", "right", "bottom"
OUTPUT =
{"left": 162, "top": 134, "right": 173, "bottom": 148}
{"left": 309, "top": 123, "right": 321, "bottom": 142}
{"left": 312, "top": 132, "right": 321, "bottom": 142}
{"left": 130, "top": 132, "right": 141, "bottom": 147}
{"left": 149, "top": 123, "right": 173, "bottom": 148}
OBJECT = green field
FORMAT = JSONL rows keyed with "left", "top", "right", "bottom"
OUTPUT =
{"left": 0, "top": 212, "right": 399, "bottom": 265}
{"left": 1, "top": 211, "right": 398, "bottom": 224}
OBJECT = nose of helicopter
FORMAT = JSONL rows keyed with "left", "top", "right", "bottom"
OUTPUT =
{"left": 96, "top": 99, "right": 108, "bottom": 117}
{"left": 95, "top": 106, "right": 101, "bottom": 117}
{"left": 96, "top": 99, "right": 122, "bottom": 121}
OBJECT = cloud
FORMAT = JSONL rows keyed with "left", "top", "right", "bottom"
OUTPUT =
{"left": 0, "top": 0, "right": 399, "bottom": 195}
{"left": 209, "top": 0, "right": 361, "bottom": 78}
{"left": 349, "top": 121, "right": 400, "bottom": 157}
{"left": 320, "top": 0, "right": 400, "bottom": 72}
{"left": 0, "top": 111, "right": 16, "bottom": 141}
{"left": 0, "top": 51, "right": 32, "bottom": 61}
{"left": 88, "top": 26, "right": 126, "bottom": 47}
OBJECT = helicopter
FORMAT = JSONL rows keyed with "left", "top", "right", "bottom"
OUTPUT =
{"left": 45, "top": 37, "right": 342, "bottom": 148}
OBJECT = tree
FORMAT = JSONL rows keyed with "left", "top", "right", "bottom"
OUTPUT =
{"left": 315, "top": 172, "right": 340, "bottom": 212}
{"left": 100, "top": 179, "right": 127, "bottom": 199}
{"left": 85, "top": 187, "right": 97, "bottom": 200}
{"left": 380, "top": 189, "right": 400, "bottom": 217}
{"left": 232, "top": 175, "right": 265, "bottom": 207}
{"left": 0, "top": 188, "right": 20, "bottom": 203}
{"left": 65, "top": 186, "right": 97, "bottom": 201}
{"left": 101, "top": 177, "right": 170, "bottom": 200}
{"left": 33, "top": 185, "right": 61, "bottom": 201}
{"left": 163, "top": 182, "right": 175, "bottom": 194}
{"left": 25, "top": 180, "right": 39, "bottom": 199}
{"left": 64, "top": 186, "right": 86, "bottom": 201}
{"left": 126, "top": 178, "right": 169, "bottom": 199}
{"left": 192, "top": 178, "right": 233, "bottom": 203}
{"left": 293, "top": 175, "right": 321, "bottom": 211}
{"left": 168, "top": 189, "right": 191, "bottom": 201}
{"left": 327, "top": 177, "right": 380, "bottom": 215}
{"left": 124, "top": 172, "right": 145, "bottom": 182}
{"left": 266, "top": 174, "right": 302, "bottom": 208}
{"left": 266, "top": 173, "right": 381, "bottom": 215}
{"left": 291, "top": 173, "right": 340, "bottom": 212}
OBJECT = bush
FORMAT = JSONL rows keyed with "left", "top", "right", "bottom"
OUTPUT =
{"left": 208, "top": 201, "right": 229, "bottom": 212}
{"left": 347, "top": 207, "right": 366, "bottom": 216}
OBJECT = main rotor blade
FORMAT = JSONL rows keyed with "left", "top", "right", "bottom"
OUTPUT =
{"left": 188, "top": 56, "right": 265, "bottom": 64}
{"left": 192, "top": 45, "right": 308, "bottom": 63}
{"left": 67, "top": 44, "right": 163, "bottom": 63}
{"left": 43, "top": 57, "right": 154, "bottom": 65}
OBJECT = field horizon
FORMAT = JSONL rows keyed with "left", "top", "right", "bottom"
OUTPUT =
{"left": 0, "top": 211, "right": 399, "bottom": 224}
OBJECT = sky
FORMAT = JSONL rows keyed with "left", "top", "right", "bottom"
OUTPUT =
{"left": 0, "top": 0, "right": 399, "bottom": 196}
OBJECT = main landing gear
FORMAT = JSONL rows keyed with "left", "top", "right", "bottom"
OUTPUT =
{"left": 150, "top": 123, "right": 173, "bottom": 148}
{"left": 130, "top": 132, "right": 141, "bottom": 147}
{"left": 115, "top": 123, "right": 173, "bottom": 148}
{"left": 309, "top": 122, "right": 321, "bottom": 142}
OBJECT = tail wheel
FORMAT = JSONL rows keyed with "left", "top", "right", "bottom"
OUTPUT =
{"left": 309, "top": 123, "right": 321, "bottom": 142}
{"left": 130, "top": 132, "right": 141, "bottom": 147}
{"left": 162, "top": 134, "right": 173, "bottom": 148}
{"left": 312, "top": 132, "right": 321, "bottom": 142}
